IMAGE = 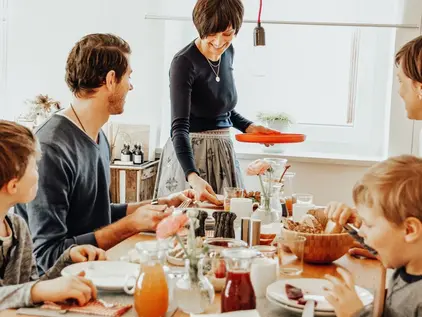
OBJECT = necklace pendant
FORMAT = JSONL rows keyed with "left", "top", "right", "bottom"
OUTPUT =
{"left": 216, "top": 76, "right": 220, "bottom": 82}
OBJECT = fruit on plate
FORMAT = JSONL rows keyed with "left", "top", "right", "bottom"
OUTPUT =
{"left": 243, "top": 190, "right": 261, "bottom": 203}
{"left": 285, "top": 283, "right": 319, "bottom": 306}
{"left": 167, "top": 237, "right": 204, "bottom": 263}
{"left": 285, "top": 284, "right": 303, "bottom": 300}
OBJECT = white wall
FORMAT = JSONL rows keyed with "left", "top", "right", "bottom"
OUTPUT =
{"left": 3, "top": 0, "right": 420, "bottom": 206}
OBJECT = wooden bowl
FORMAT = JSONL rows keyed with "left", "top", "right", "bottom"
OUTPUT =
{"left": 283, "top": 228, "right": 354, "bottom": 264}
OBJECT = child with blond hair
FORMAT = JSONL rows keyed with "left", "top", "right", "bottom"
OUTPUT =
{"left": 325, "top": 155, "right": 422, "bottom": 317}
{"left": 0, "top": 120, "right": 106, "bottom": 309}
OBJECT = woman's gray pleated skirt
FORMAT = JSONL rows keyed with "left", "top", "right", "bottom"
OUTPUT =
{"left": 154, "top": 129, "right": 245, "bottom": 198}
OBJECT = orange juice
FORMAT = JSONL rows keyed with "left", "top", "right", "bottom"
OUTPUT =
{"left": 285, "top": 197, "right": 293, "bottom": 215}
{"left": 134, "top": 263, "right": 169, "bottom": 317}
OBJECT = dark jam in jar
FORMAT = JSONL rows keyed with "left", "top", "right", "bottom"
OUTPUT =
{"left": 221, "top": 271, "right": 256, "bottom": 312}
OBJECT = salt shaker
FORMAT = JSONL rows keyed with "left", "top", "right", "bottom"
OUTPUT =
{"left": 240, "top": 217, "right": 251, "bottom": 245}
{"left": 250, "top": 219, "right": 261, "bottom": 246}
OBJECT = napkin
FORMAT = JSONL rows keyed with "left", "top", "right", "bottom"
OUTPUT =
{"left": 40, "top": 300, "right": 132, "bottom": 317}
{"left": 190, "top": 310, "right": 261, "bottom": 317}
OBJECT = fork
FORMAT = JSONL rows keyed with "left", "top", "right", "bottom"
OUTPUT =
{"left": 177, "top": 199, "right": 192, "bottom": 209}
{"left": 98, "top": 299, "right": 115, "bottom": 308}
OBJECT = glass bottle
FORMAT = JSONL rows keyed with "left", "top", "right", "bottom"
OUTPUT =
{"left": 133, "top": 143, "right": 144, "bottom": 165}
{"left": 282, "top": 172, "right": 296, "bottom": 216}
{"left": 221, "top": 248, "right": 257, "bottom": 313}
{"left": 127, "top": 240, "right": 169, "bottom": 317}
{"left": 120, "top": 142, "right": 132, "bottom": 162}
{"left": 174, "top": 257, "right": 215, "bottom": 314}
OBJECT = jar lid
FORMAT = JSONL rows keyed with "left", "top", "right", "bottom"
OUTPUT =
{"left": 252, "top": 245, "right": 277, "bottom": 253}
{"left": 222, "top": 248, "right": 258, "bottom": 259}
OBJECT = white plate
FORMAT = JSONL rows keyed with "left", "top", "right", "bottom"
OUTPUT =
{"left": 266, "top": 278, "right": 373, "bottom": 312}
{"left": 61, "top": 261, "right": 139, "bottom": 291}
{"left": 266, "top": 293, "right": 335, "bottom": 316}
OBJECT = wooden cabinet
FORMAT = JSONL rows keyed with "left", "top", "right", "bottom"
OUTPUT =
{"left": 110, "top": 160, "right": 159, "bottom": 203}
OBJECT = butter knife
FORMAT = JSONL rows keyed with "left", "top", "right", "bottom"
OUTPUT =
{"left": 302, "top": 299, "right": 315, "bottom": 317}
{"left": 343, "top": 223, "right": 378, "bottom": 256}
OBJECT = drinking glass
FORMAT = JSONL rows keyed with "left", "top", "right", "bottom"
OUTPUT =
{"left": 223, "top": 187, "right": 244, "bottom": 211}
{"left": 292, "top": 193, "right": 314, "bottom": 222}
{"left": 276, "top": 236, "right": 306, "bottom": 276}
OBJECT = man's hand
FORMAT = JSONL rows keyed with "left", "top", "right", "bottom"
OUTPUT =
{"left": 130, "top": 204, "right": 173, "bottom": 231}
{"left": 69, "top": 245, "right": 107, "bottom": 263}
{"left": 159, "top": 189, "right": 196, "bottom": 207}
{"left": 31, "top": 272, "right": 97, "bottom": 306}
{"left": 324, "top": 268, "right": 364, "bottom": 317}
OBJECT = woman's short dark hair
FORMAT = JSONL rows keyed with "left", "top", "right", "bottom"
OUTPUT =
{"left": 193, "top": 0, "right": 244, "bottom": 39}
{"left": 395, "top": 35, "right": 422, "bottom": 84}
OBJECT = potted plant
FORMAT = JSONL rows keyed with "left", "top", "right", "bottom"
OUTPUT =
{"left": 16, "top": 94, "right": 61, "bottom": 129}
{"left": 256, "top": 111, "right": 294, "bottom": 132}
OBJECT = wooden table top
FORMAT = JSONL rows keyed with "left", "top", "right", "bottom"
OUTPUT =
{"left": 107, "top": 233, "right": 386, "bottom": 317}
{"left": 2, "top": 233, "right": 386, "bottom": 317}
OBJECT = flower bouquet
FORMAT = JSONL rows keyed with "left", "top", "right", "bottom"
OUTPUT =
{"left": 246, "top": 158, "right": 288, "bottom": 224}
{"left": 156, "top": 211, "right": 214, "bottom": 314}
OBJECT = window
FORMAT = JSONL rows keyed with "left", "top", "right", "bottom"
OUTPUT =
{"left": 154, "top": 0, "right": 422, "bottom": 159}
{"left": 0, "top": 0, "right": 7, "bottom": 117}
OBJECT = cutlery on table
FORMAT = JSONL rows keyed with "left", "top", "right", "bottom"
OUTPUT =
{"left": 343, "top": 223, "right": 378, "bottom": 256}
{"left": 302, "top": 299, "right": 315, "bottom": 317}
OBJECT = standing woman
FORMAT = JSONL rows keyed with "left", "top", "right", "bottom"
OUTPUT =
{"left": 155, "top": 0, "right": 277, "bottom": 204}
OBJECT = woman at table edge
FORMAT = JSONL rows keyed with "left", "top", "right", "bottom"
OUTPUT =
{"left": 326, "top": 34, "right": 422, "bottom": 259}
{"left": 155, "top": 0, "right": 278, "bottom": 205}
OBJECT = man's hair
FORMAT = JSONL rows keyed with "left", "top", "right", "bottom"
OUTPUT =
{"left": 65, "top": 33, "right": 131, "bottom": 97}
{"left": 193, "top": 0, "right": 244, "bottom": 39}
{"left": 395, "top": 35, "right": 422, "bottom": 83}
{"left": 0, "top": 120, "right": 38, "bottom": 189}
{"left": 353, "top": 155, "right": 422, "bottom": 225}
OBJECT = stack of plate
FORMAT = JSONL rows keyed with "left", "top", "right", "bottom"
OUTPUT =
{"left": 265, "top": 278, "right": 374, "bottom": 316}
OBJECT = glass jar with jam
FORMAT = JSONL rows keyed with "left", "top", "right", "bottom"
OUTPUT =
{"left": 221, "top": 248, "right": 257, "bottom": 313}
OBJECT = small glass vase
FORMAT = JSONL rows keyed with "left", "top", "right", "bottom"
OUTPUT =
{"left": 251, "top": 196, "right": 273, "bottom": 225}
{"left": 174, "top": 258, "right": 215, "bottom": 314}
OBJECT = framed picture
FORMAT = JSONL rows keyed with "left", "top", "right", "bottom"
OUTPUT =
{"left": 104, "top": 122, "right": 150, "bottom": 162}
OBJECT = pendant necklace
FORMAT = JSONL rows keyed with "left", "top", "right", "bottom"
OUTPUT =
{"left": 70, "top": 104, "right": 87, "bottom": 133}
{"left": 206, "top": 57, "right": 221, "bottom": 82}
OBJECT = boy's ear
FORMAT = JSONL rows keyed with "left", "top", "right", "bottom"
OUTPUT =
{"left": 2, "top": 179, "right": 19, "bottom": 195}
{"left": 404, "top": 217, "right": 422, "bottom": 243}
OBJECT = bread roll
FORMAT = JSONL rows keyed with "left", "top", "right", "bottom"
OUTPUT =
{"left": 307, "top": 208, "right": 328, "bottom": 229}
{"left": 324, "top": 220, "right": 343, "bottom": 234}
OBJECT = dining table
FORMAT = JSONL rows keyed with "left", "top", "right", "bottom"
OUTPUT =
{"left": 2, "top": 232, "right": 386, "bottom": 317}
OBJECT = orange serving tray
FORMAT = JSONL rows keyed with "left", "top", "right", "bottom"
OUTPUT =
{"left": 235, "top": 133, "right": 306, "bottom": 144}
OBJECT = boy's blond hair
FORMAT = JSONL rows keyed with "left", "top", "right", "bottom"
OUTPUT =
{"left": 353, "top": 155, "right": 422, "bottom": 225}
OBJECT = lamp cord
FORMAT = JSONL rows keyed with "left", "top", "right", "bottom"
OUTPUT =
{"left": 258, "top": 0, "right": 263, "bottom": 26}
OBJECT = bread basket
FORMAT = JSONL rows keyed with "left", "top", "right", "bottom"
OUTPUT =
{"left": 283, "top": 228, "right": 354, "bottom": 264}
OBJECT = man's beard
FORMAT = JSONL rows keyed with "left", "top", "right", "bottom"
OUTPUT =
{"left": 108, "top": 91, "right": 125, "bottom": 115}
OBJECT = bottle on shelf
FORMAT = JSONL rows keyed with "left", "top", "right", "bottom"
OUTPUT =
{"left": 133, "top": 143, "right": 145, "bottom": 165}
{"left": 120, "top": 142, "right": 133, "bottom": 162}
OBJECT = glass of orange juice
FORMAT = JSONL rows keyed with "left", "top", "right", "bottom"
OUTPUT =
{"left": 282, "top": 172, "right": 295, "bottom": 216}
{"left": 124, "top": 241, "right": 169, "bottom": 317}
{"left": 223, "top": 187, "right": 244, "bottom": 211}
